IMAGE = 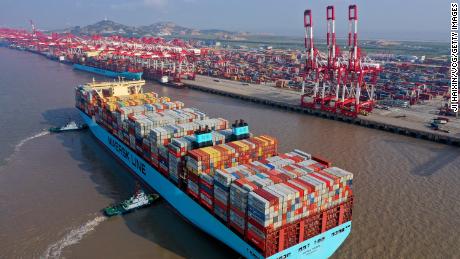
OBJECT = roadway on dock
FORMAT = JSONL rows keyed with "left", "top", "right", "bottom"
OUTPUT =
{"left": 185, "top": 75, "right": 300, "bottom": 105}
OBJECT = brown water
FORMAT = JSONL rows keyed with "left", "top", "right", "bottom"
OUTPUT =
{"left": 0, "top": 47, "right": 459, "bottom": 259}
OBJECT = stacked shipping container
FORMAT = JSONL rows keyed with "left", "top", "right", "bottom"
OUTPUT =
{"left": 184, "top": 136, "right": 278, "bottom": 209}
{"left": 75, "top": 84, "right": 353, "bottom": 258}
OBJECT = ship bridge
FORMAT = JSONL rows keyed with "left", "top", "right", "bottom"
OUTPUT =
{"left": 84, "top": 78, "right": 145, "bottom": 97}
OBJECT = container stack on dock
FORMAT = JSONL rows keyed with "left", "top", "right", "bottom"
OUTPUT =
{"left": 75, "top": 80, "right": 353, "bottom": 258}
{"left": 195, "top": 48, "right": 305, "bottom": 87}
{"left": 3, "top": 27, "right": 451, "bottom": 114}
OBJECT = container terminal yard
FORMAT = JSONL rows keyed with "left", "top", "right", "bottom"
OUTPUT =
{"left": 0, "top": 4, "right": 457, "bottom": 146}
{"left": 185, "top": 76, "right": 460, "bottom": 143}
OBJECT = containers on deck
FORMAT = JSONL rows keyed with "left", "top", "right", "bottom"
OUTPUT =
{"left": 75, "top": 84, "right": 353, "bottom": 258}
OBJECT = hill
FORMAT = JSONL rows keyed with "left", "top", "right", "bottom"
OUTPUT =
{"left": 56, "top": 20, "right": 247, "bottom": 40}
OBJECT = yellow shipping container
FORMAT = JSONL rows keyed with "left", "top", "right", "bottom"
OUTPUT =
{"left": 261, "top": 135, "right": 276, "bottom": 145}
{"left": 235, "top": 141, "right": 249, "bottom": 151}
{"left": 85, "top": 51, "right": 100, "bottom": 57}
{"left": 207, "top": 150, "right": 215, "bottom": 160}
{"left": 254, "top": 136, "right": 268, "bottom": 146}
{"left": 107, "top": 103, "right": 117, "bottom": 111}
{"left": 231, "top": 141, "right": 243, "bottom": 150}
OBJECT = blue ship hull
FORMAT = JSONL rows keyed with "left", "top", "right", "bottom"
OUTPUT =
{"left": 73, "top": 64, "right": 143, "bottom": 80}
{"left": 80, "top": 111, "right": 351, "bottom": 259}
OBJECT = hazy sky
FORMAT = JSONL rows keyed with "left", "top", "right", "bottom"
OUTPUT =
{"left": 0, "top": 0, "right": 450, "bottom": 41}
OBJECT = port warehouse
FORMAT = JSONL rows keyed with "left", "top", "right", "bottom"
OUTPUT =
{"left": 75, "top": 80, "right": 353, "bottom": 257}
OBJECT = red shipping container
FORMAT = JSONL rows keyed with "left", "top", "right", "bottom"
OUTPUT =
{"left": 188, "top": 172, "right": 200, "bottom": 183}
{"left": 311, "top": 155, "right": 332, "bottom": 167}
{"left": 247, "top": 227, "right": 265, "bottom": 251}
{"left": 309, "top": 173, "right": 332, "bottom": 188}
{"left": 187, "top": 188, "right": 199, "bottom": 200}
{"left": 229, "top": 207, "right": 246, "bottom": 235}
{"left": 316, "top": 170, "right": 340, "bottom": 185}
{"left": 199, "top": 190, "right": 213, "bottom": 211}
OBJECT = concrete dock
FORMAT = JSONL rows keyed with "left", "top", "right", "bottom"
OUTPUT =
{"left": 183, "top": 75, "right": 460, "bottom": 146}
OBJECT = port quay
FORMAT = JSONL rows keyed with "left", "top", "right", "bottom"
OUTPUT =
{"left": 185, "top": 76, "right": 460, "bottom": 146}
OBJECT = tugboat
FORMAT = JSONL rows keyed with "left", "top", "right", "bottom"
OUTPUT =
{"left": 49, "top": 121, "right": 88, "bottom": 133}
{"left": 104, "top": 189, "right": 160, "bottom": 217}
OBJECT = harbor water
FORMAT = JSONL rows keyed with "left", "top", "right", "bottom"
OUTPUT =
{"left": 0, "top": 47, "right": 459, "bottom": 259}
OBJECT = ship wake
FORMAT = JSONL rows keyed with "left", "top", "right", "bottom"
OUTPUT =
{"left": 42, "top": 216, "right": 107, "bottom": 259}
{"left": 4, "top": 131, "right": 50, "bottom": 164}
{"left": 15, "top": 131, "right": 50, "bottom": 151}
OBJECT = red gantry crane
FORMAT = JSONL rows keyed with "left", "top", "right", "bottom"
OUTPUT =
{"left": 301, "top": 4, "right": 381, "bottom": 117}
{"left": 0, "top": 25, "right": 200, "bottom": 84}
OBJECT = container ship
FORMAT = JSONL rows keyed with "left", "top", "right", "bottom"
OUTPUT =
{"left": 73, "top": 58, "right": 143, "bottom": 80}
{"left": 75, "top": 79, "right": 353, "bottom": 259}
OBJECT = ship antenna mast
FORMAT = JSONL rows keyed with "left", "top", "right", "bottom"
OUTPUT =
{"left": 29, "top": 20, "right": 36, "bottom": 37}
